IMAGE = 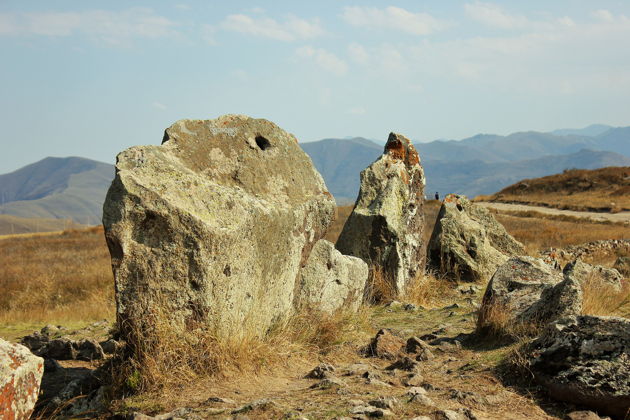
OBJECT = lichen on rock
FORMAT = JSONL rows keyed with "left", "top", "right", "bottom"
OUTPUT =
{"left": 336, "top": 132, "right": 426, "bottom": 295}
{"left": 103, "top": 115, "right": 336, "bottom": 340}
{"left": 427, "top": 194, "right": 524, "bottom": 282}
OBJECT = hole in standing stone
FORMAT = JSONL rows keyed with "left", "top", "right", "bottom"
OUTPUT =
{"left": 456, "top": 203, "right": 464, "bottom": 212}
{"left": 223, "top": 265, "right": 231, "bottom": 277}
{"left": 255, "top": 135, "right": 271, "bottom": 151}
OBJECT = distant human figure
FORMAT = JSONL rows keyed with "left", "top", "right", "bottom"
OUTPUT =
{"left": 435, "top": 192, "right": 440, "bottom": 201}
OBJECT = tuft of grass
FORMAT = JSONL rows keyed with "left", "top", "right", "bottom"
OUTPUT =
{"left": 402, "top": 271, "right": 458, "bottom": 309}
{"left": 581, "top": 274, "right": 630, "bottom": 317}
{"left": 112, "top": 303, "right": 371, "bottom": 397}
{"left": 475, "top": 300, "right": 540, "bottom": 341}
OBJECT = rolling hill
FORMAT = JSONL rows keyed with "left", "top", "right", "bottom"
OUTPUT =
{"left": 0, "top": 157, "right": 114, "bottom": 225}
{"left": 483, "top": 166, "right": 630, "bottom": 212}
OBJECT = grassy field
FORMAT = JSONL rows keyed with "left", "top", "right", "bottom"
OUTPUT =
{"left": 0, "top": 214, "right": 86, "bottom": 235}
{"left": 480, "top": 166, "right": 630, "bottom": 212}
{"left": 0, "top": 226, "right": 114, "bottom": 340}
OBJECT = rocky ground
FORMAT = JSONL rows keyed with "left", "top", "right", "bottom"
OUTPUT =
{"left": 20, "top": 289, "right": 619, "bottom": 420}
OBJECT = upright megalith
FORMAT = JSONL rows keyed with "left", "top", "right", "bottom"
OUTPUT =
{"left": 103, "top": 115, "right": 335, "bottom": 339}
{"left": 428, "top": 194, "right": 524, "bottom": 282}
{"left": 336, "top": 133, "right": 426, "bottom": 294}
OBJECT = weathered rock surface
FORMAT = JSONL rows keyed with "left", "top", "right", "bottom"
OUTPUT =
{"left": 295, "top": 239, "right": 368, "bottom": 313}
{"left": 0, "top": 338, "right": 44, "bottom": 420}
{"left": 428, "top": 194, "right": 524, "bottom": 282}
{"left": 21, "top": 328, "right": 105, "bottom": 361}
{"left": 527, "top": 316, "right": 630, "bottom": 419}
{"left": 564, "top": 259, "right": 623, "bottom": 291}
{"left": 103, "top": 115, "right": 335, "bottom": 338}
{"left": 336, "top": 133, "right": 426, "bottom": 294}
{"left": 478, "top": 256, "right": 582, "bottom": 333}
{"left": 367, "top": 329, "right": 405, "bottom": 360}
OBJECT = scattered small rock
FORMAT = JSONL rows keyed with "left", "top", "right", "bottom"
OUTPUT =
{"left": 367, "top": 329, "right": 405, "bottom": 360}
{"left": 405, "top": 337, "right": 434, "bottom": 361}
{"left": 305, "top": 363, "right": 335, "bottom": 379}
{"left": 368, "top": 396, "right": 398, "bottom": 410}
{"left": 386, "top": 356, "right": 419, "bottom": 372}
{"left": 566, "top": 411, "right": 610, "bottom": 420}
{"left": 402, "top": 373, "right": 424, "bottom": 387}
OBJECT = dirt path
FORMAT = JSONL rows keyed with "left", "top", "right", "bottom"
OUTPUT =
{"left": 477, "top": 201, "right": 630, "bottom": 224}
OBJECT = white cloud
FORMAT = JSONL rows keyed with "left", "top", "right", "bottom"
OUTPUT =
{"left": 593, "top": 9, "right": 614, "bottom": 22}
{"left": 348, "top": 43, "right": 369, "bottom": 64}
{"left": 0, "top": 8, "right": 178, "bottom": 45}
{"left": 152, "top": 102, "right": 167, "bottom": 110}
{"left": 348, "top": 107, "right": 366, "bottom": 115}
{"left": 201, "top": 24, "right": 216, "bottom": 45}
{"left": 464, "top": 2, "right": 530, "bottom": 29}
{"left": 296, "top": 46, "right": 347, "bottom": 76}
{"left": 221, "top": 13, "right": 324, "bottom": 41}
{"left": 342, "top": 6, "right": 446, "bottom": 35}
{"left": 174, "top": 4, "right": 190, "bottom": 11}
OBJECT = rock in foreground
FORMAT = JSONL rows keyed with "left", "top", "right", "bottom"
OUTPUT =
{"left": 428, "top": 194, "right": 524, "bottom": 282}
{"left": 477, "top": 256, "right": 582, "bottom": 335}
{"left": 527, "top": 316, "right": 630, "bottom": 418}
{"left": 295, "top": 239, "right": 368, "bottom": 313}
{"left": 103, "top": 115, "right": 335, "bottom": 339}
{"left": 0, "top": 338, "right": 44, "bottom": 419}
{"left": 336, "top": 133, "right": 426, "bottom": 294}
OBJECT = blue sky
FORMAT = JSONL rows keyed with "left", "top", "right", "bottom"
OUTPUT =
{"left": 1, "top": 1, "right": 630, "bottom": 173}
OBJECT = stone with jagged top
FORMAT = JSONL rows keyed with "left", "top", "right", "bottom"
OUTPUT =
{"left": 336, "top": 133, "right": 426, "bottom": 294}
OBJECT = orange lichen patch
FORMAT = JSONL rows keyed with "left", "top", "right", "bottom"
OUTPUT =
{"left": 406, "top": 147, "right": 420, "bottom": 167}
{"left": 400, "top": 168, "right": 410, "bottom": 185}
{"left": 385, "top": 136, "right": 406, "bottom": 161}
{"left": 444, "top": 194, "right": 459, "bottom": 204}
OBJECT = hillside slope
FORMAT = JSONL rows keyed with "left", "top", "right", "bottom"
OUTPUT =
{"left": 0, "top": 157, "right": 114, "bottom": 224}
{"left": 484, "top": 166, "right": 630, "bottom": 212}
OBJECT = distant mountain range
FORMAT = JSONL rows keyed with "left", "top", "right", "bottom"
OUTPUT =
{"left": 0, "top": 157, "right": 114, "bottom": 225}
{"left": 1, "top": 124, "right": 629, "bottom": 228}
{"left": 303, "top": 126, "right": 630, "bottom": 203}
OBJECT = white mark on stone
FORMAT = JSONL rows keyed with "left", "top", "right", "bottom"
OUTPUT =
{"left": 210, "top": 127, "right": 238, "bottom": 137}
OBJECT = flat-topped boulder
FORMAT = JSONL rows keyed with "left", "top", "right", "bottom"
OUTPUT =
{"left": 428, "top": 194, "right": 524, "bottom": 282}
{"left": 336, "top": 133, "right": 426, "bottom": 295}
{"left": 478, "top": 256, "right": 582, "bottom": 335}
{"left": 103, "top": 115, "right": 335, "bottom": 339}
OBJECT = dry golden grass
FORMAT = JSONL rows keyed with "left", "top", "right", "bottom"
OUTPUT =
{"left": 0, "top": 226, "right": 114, "bottom": 328}
{"left": 581, "top": 274, "right": 630, "bottom": 317}
{"left": 483, "top": 167, "right": 630, "bottom": 212}
{"left": 494, "top": 212, "right": 630, "bottom": 253}
{"left": 114, "top": 305, "right": 371, "bottom": 396}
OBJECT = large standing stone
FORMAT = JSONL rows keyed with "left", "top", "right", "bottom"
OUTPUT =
{"left": 103, "top": 115, "right": 335, "bottom": 338}
{"left": 295, "top": 240, "right": 368, "bottom": 313}
{"left": 0, "top": 338, "right": 44, "bottom": 419}
{"left": 527, "top": 316, "right": 630, "bottom": 419}
{"left": 564, "top": 259, "right": 623, "bottom": 292}
{"left": 336, "top": 133, "right": 426, "bottom": 294}
{"left": 477, "top": 256, "right": 582, "bottom": 334}
{"left": 428, "top": 194, "right": 524, "bottom": 282}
